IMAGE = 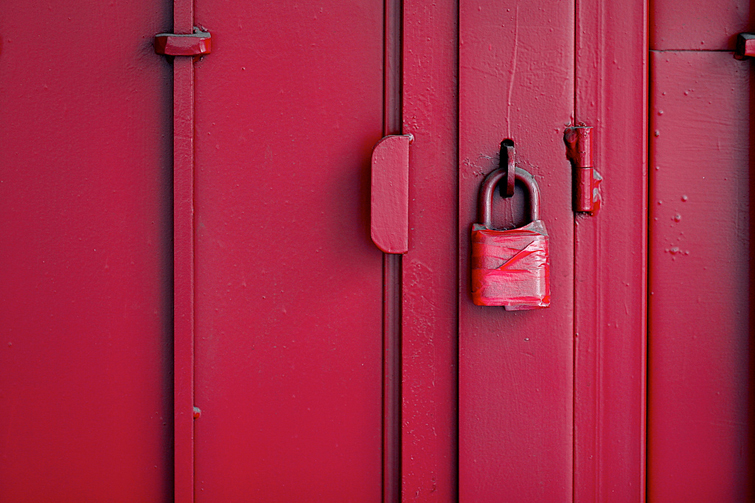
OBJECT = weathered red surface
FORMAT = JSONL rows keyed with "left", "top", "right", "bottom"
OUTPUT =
{"left": 371, "top": 135, "right": 410, "bottom": 254}
{"left": 192, "top": 1, "right": 384, "bottom": 500}
{"left": 651, "top": 0, "right": 753, "bottom": 50}
{"left": 649, "top": 50, "right": 754, "bottom": 501}
{"left": 171, "top": 1, "right": 197, "bottom": 501}
{"left": 573, "top": 0, "right": 647, "bottom": 499}
{"left": 0, "top": 1, "right": 173, "bottom": 500}
{"left": 459, "top": 0, "right": 575, "bottom": 499}
{"left": 401, "top": 0, "right": 459, "bottom": 500}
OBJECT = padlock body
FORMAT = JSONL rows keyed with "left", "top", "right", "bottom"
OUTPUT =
{"left": 471, "top": 220, "right": 550, "bottom": 309}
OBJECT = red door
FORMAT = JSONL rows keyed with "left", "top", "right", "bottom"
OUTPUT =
{"left": 190, "top": 2, "right": 385, "bottom": 500}
{"left": 2, "top": 0, "right": 754, "bottom": 501}
{"left": 0, "top": 2, "right": 174, "bottom": 500}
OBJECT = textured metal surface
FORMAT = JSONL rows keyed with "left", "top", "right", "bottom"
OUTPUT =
{"left": 191, "top": 1, "right": 384, "bottom": 500}
{"left": 400, "top": 0, "right": 459, "bottom": 499}
{"left": 651, "top": 0, "right": 754, "bottom": 50}
{"left": 171, "top": 0, "right": 197, "bottom": 500}
{"left": 649, "top": 50, "right": 754, "bottom": 502}
{"left": 0, "top": 1, "right": 173, "bottom": 500}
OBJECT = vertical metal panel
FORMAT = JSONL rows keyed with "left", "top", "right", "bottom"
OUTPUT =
{"left": 458, "top": 1, "right": 575, "bottom": 500}
{"left": 401, "top": 0, "right": 459, "bottom": 501}
{"left": 191, "top": 1, "right": 385, "bottom": 500}
{"left": 0, "top": 1, "right": 173, "bottom": 500}
{"left": 649, "top": 50, "right": 754, "bottom": 501}
{"left": 573, "top": 0, "right": 648, "bottom": 500}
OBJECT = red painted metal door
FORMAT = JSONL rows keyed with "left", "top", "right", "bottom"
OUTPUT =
{"left": 0, "top": 2, "right": 174, "bottom": 500}
{"left": 190, "top": 1, "right": 385, "bottom": 501}
{"left": 0, "top": 0, "right": 697, "bottom": 501}
{"left": 649, "top": 1, "right": 755, "bottom": 500}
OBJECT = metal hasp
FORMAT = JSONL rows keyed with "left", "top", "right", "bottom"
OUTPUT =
{"left": 499, "top": 139, "right": 516, "bottom": 197}
{"left": 565, "top": 125, "right": 602, "bottom": 215}
{"left": 734, "top": 33, "right": 755, "bottom": 59}
{"left": 371, "top": 134, "right": 412, "bottom": 254}
{"left": 154, "top": 29, "right": 212, "bottom": 57}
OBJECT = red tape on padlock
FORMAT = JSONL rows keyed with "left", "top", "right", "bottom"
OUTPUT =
{"left": 471, "top": 167, "right": 551, "bottom": 310}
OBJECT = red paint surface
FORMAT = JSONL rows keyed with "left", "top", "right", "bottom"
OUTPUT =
{"left": 401, "top": 0, "right": 459, "bottom": 500}
{"left": 459, "top": 0, "right": 575, "bottom": 499}
{"left": 0, "top": 1, "right": 173, "bottom": 500}
{"left": 192, "top": 1, "right": 384, "bottom": 500}
{"left": 171, "top": 1, "right": 197, "bottom": 501}
{"left": 573, "top": 0, "right": 647, "bottom": 499}
{"left": 173, "top": 55, "right": 196, "bottom": 503}
{"left": 651, "top": 0, "right": 753, "bottom": 50}
{"left": 648, "top": 50, "right": 754, "bottom": 501}
{"left": 371, "top": 135, "right": 410, "bottom": 254}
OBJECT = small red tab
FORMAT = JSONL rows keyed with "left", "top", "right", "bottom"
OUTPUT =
{"left": 154, "top": 31, "right": 212, "bottom": 57}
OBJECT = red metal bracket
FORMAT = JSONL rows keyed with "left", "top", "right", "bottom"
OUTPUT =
{"left": 371, "top": 134, "right": 412, "bottom": 254}
{"left": 565, "top": 126, "right": 602, "bottom": 215}
{"left": 154, "top": 30, "right": 212, "bottom": 57}
{"left": 734, "top": 33, "right": 755, "bottom": 60}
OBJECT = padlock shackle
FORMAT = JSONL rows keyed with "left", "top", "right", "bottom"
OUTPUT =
{"left": 479, "top": 167, "right": 541, "bottom": 228}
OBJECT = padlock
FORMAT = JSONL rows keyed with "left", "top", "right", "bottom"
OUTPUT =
{"left": 471, "top": 166, "right": 550, "bottom": 309}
